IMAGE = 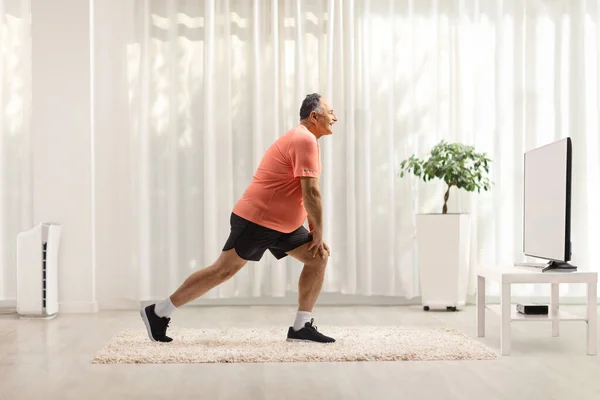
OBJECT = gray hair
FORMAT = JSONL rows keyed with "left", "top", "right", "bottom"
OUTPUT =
{"left": 299, "top": 93, "right": 322, "bottom": 120}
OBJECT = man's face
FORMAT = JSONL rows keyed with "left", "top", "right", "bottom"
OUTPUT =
{"left": 311, "top": 98, "right": 338, "bottom": 136}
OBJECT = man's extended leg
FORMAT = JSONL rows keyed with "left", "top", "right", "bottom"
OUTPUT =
{"left": 284, "top": 242, "right": 334, "bottom": 343}
{"left": 169, "top": 249, "right": 248, "bottom": 307}
{"left": 140, "top": 249, "right": 247, "bottom": 342}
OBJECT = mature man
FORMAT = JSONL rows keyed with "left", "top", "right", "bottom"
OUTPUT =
{"left": 141, "top": 93, "right": 338, "bottom": 343}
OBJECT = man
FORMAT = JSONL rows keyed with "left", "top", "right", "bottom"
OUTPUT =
{"left": 140, "top": 93, "right": 338, "bottom": 344}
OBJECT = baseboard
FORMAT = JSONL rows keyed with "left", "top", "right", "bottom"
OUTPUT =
{"left": 85, "top": 294, "right": 600, "bottom": 311}
{"left": 150, "top": 293, "right": 422, "bottom": 308}
{"left": 0, "top": 299, "right": 16, "bottom": 315}
{"left": 0, "top": 299, "right": 16, "bottom": 309}
{"left": 101, "top": 294, "right": 422, "bottom": 310}
{"left": 190, "top": 294, "right": 421, "bottom": 306}
{"left": 58, "top": 301, "right": 99, "bottom": 313}
{"left": 472, "top": 295, "right": 600, "bottom": 305}
{"left": 1, "top": 299, "right": 99, "bottom": 314}
{"left": 98, "top": 299, "right": 141, "bottom": 310}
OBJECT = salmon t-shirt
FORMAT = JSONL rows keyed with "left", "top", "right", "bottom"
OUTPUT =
{"left": 232, "top": 126, "right": 321, "bottom": 233}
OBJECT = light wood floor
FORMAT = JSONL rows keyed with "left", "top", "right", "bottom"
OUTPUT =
{"left": 1, "top": 304, "right": 600, "bottom": 400}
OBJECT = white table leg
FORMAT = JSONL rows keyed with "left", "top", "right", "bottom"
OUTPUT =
{"left": 477, "top": 276, "right": 485, "bottom": 337}
{"left": 551, "top": 283, "right": 559, "bottom": 337}
{"left": 587, "top": 280, "right": 597, "bottom": 356}
{"left": 501, "top": 283, "right": 511, "bottom": 355}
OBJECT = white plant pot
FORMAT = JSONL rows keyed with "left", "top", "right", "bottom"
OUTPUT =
{"left": 416, "top": 213, "right": 471, "bottom": 311}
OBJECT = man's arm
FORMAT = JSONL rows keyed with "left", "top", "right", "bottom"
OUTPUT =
{"left": 300, "top": 177, "right": 323, "bottom": 234}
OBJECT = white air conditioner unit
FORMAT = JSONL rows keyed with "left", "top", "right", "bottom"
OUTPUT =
{"left": 16, "top": 223, "right": 62, "bottom": 319}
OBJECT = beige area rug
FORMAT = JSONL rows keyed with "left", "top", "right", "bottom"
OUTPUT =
{"left": 91, "top": 326, "right": 497, "bottom": 364}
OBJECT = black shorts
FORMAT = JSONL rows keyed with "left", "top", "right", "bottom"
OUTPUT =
{"left": 222, "top": 213, "right": 312, "bottom": 261}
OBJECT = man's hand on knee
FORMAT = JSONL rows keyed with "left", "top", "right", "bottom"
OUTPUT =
{"left": 322, "top": 242, "right": 330, "bottom": 257}
{"left": 308, "top": 227, "right": 323, "bottom": 257}
{"left": 308, "top": 229, "right": 330, "bottom": 259}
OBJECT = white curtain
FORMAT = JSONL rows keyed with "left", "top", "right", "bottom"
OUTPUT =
{"left": 125, "top": 0, "right": 600, "bottom": 302}
{"left": 0, "top": 0, "right": 31, "bottom": 303}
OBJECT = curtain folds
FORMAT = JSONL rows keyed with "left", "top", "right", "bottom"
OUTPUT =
{"left": 3, "top": 0, "right": 599, "bottom": 304}
{"left": 0, "top": 0, "right": 31, "bottom": 302}
{"left": 125, "top": 0, "right": 600, "bottom": 301}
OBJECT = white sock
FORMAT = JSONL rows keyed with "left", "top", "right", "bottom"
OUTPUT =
{"left": 154, "top": 297, "right": 177, "bottom": 318}
{"left": 293, "top": 311, "right": 312, "bottom": 331}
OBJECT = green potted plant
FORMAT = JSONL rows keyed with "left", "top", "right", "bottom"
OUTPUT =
{"left": 399, "top": 141, "right": 492, "bottom": 311}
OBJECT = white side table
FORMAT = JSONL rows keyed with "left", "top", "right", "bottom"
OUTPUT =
{"left": 476, "top": 265, "right": 598, "bottom": 356}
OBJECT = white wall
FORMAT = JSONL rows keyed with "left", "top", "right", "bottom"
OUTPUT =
{"left": 31, "top": 0, "right": 96, "bottom": 313}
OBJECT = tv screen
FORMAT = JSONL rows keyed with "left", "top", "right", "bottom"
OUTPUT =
{"left": 523, "top": 137, "right": 572, "bottom": 262}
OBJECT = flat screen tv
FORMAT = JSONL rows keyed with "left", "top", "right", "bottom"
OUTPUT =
{"left": 521, "top": 137, "right": 576, "bottom": 272}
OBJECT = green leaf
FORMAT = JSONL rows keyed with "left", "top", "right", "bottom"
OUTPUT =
{"left": 398, "top": 140, "right": 493, "bottom": 209}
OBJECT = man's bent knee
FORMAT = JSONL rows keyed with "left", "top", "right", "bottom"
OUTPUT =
{"left": 307, "top": 251, "right": 329, "bottom": 268}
